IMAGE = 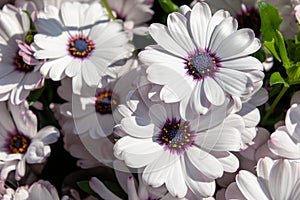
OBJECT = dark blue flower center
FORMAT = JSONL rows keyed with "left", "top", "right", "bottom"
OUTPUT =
{"left": 69, "top": 35, "right": 94, "bottom": 58}
{"left": 74, "top": 39, "right": 89, "bottom": 53}
{"left": 8, "top": 134, "right": 30, "bottom": 154}
{"left": 186, "top": 51, "right": 219, "bottom": 80}
{"left": 158, "top": 118, "right": 194, "bottom": 154}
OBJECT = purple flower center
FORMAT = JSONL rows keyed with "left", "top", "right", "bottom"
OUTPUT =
{"left": 236, "top": 5, "right": 261, "bottom": 37}
{"left": 157, "top": 118, "right": 194, "bottom": 154}
{"left": 8, "top": 133, "right": 31, "bottom": 154}
{"left": 185, "top": 51, "right": 220, "bottom": 80}
{"left": 69, "top": 35, "right": 95, "bottom": 58}
{"left": 95, "top": 91, "right": 116, "bottom": 115}
{"left": 15, "top": 54, "right": 34, "bottom": 73}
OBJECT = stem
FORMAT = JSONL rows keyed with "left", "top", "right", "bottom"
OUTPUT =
{"left": 101, "top": 0, "right": 116, "bottom": 20}
{"left": 261, "top": 86, "right": 288, "bottom": 125}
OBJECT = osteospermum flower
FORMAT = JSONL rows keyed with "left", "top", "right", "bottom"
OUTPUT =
{"left": 139, "top": 2, "right": 264, "bottom": 118}
{"left": 0, "top": 4, "right": 44, "bottom": 105}
{"left": 114, "top": 84, "right": 245, "bottom": 198}
{"left": 58, "top": 59, "right": 140, "bottom": 138}
{"left": 0, "top": 101, "right": 59, "bottom": 180}
{"left": 0, "top": 179, "right": 60, "bottom": 200}
{"left": 225, "top": 157, "right": 300, "bottom": 200}
{"left": 268, "top": 103, "right": 300, "bottom": 159}
{"left": 33, "top": 1, "right": 134, "bottom": 94}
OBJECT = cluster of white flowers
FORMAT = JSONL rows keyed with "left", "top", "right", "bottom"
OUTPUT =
{"left": 0, "top": 0, "right": 299, "bottom": 199}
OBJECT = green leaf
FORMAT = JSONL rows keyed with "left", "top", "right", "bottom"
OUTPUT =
{"left": 258, "top": 2, "right": 290, "bottom": 68}
{"left": 158, "top": 0, "right": 179, "bottom": 13}
{"left": 252, "top": 48, "right": 266, "bottom": 62}
{"left": 275, "top": 30, "right": 290, "bottom": 68}
{"left": 22, "top": 10, "right": 38, "bottom": 44}
{"left": 77, "top": 181, "right": 98, "bottom": 196}
{"left": 27, "top": 86, "right": 46, "bottom": 103}
{"left": 270, "top": 72, "right": 289, "bottom": 87}
{"left": 258, "top": 2, "right": 282, "bottom": 42}
{"left": 287, "top": 62, "right": 300, "bottom": 80}
{"left": 264, "top": 38, "right": 281, "bottom": 62}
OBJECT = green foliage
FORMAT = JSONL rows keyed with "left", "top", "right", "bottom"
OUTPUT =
{"left": 77, "top": 181, "right": 99, "bottom": 196}
{"left": 258, "top": 2, "right": 290, "bottom": 69}
{"left": 158, "top": 0, "right": 179, "bottom": 13}
{"left": 22, "top": 10, "right": 37, "bottom": 44}
{"left": 252, "top": 48, "right": 266, "bottom": 63}
{"left": 270, "top": 72, "right": 289, "bottom": 87}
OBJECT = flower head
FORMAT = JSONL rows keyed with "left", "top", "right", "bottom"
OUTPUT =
{"left": 139, "top": 2, "right": 264, "bottom": 118}
{"left": 33, "top": 1, "right": 134, "bottom": 94}
{"left": 0, "top": 101, "right": 59, "bottom": 180}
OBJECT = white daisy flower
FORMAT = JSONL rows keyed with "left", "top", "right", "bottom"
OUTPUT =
{"left": 0, "top": 179, "right": 60, "bottom": 200}
{"left": 139, "top": 2, "right": 264, "bottom": 118}
{"left": 58, "top": 59, "right": 141, "bottom": 138}
{"left": 0, "top": 101, "right": 59, "bottom": 180}
{"left": 225, "top": 157, "right": 300, "bottom": 200}
{"left": 0, "top": 4, "right": 45, "bottom": 105}
{"left": 268, "top": 103, "right": 300, "bottom": 159}
{"left": 107, "top": 0, "right": 154, "bottom": 35}
{"left": 114, "top": 84, "right": 245, "bottom": 198}
{"left": 33, "top": 1, "right": 134, "bottom": 94}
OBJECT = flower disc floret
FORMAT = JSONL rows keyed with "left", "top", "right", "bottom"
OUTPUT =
{"left": 236, "top": 5, "right": 261, "bottom": 37}
{"left": 68, "top": 35, "right": 95, "bottom": 58}
{"left": 185, "top": 49, "right": 220, "bottom": 80}
{"left": 95, "top": 90, "right": 116, "bottom": 114}
{"left": 15, "top": 54, "right": 35, "bottom": 73}
{"left": 157, "top": 118, "right": 194, "bottom": 153}
{"left": 7, "top": 133, "right": 31, "bottom": 154}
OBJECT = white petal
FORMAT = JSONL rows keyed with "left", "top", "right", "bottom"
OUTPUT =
{"left": 236, "top": 170, "right": 269, "bottom": 200}
{"left": 120, "top": 116, "right": 156, "bottom": 138}
{"left": 268, "top": 159, "right": 293, "bottom": 199}
{"left": 35, "top": 126, "right": 60, "bottom": 144}
{"left": 213, "top": 152, "right": 239, "bottom": 173}
{"left": 221, "top": 56, "right": 263, "bottom": 71}
{"left": 209, "top": 17, "right": 238, "bottom": 52}
{"left": 286, "top": 104, "right": 300, "bottom": 141}
{"left": 216, "top": 29, "right": 255, "bottom": 59}
{"left": 203, "top": 77, "right": 225, "bottom": 106}
{"left": 143, "top": 152, "right": 178, "bottom": 188}
{"left": 256, "top": 157, "right": 274, "bottom": 192}
{"left": 206, "top": 9, "right": 231, "bottom": 47}
{"left": 222, "top": 38, "right": 261, "bottom": 60}
{"left": 214, "top": 68, "right": 253, "bottom": 96}
{"left": 167, "top": 12, "right": 195, "bottom": 52}
{"left": 186, "top": 146, "right": 223, "bottom": 179}
{"left": 190, "top": 2, "right": 211, "bottom": 48}
{"left": 165, "top": 158, "right": 187, "bottom": 198}
{"left": 268, "top": 128, "right": 300, "bottom": 159}
{"left": 114, "top": 136, "right": 163, "bottom": 168}
{"left": 149, "top": 23, "right": 187, "bottom": 57}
